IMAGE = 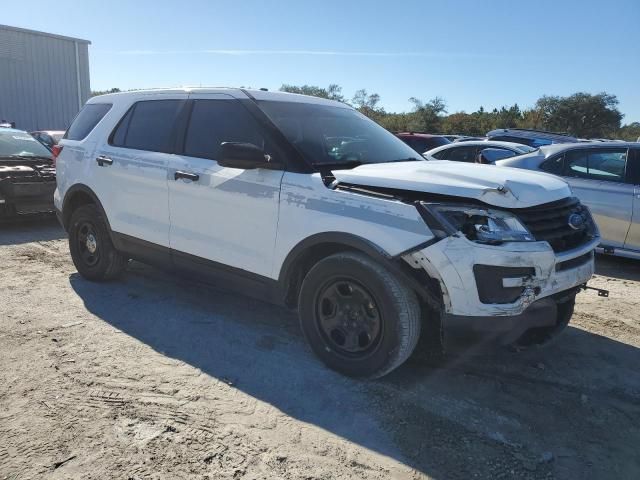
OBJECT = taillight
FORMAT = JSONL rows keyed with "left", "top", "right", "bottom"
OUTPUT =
{"left": 51, "top": 144, "right": 63, "bottom": 165}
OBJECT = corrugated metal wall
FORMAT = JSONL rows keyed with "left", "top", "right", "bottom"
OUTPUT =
{"left": 0, "top": 25, "right": 90, "bottom": 132}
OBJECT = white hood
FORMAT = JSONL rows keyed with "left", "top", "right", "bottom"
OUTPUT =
{"left": 332, "top": 160, "right": 572, "bottom": 209}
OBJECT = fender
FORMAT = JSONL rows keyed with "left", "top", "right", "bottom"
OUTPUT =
{"left": 61, "top": 184, "right": 114, "bottom": 238}
{"left": 277, "top": 232, "right": 440, "bottom": 307}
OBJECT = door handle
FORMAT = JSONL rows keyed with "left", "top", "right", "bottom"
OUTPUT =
{"left": 96, "top": 155, "right": 113, "bottom": 166}
{"left": 174, "top": 171, "right": 200, "bottom": 182}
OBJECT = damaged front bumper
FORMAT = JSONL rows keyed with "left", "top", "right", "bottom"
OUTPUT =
{"left": 0, "top": 179, "right": 56, "bottom": 216}
{"left": 402, "top": 234, "right": 599, "bottom": 346}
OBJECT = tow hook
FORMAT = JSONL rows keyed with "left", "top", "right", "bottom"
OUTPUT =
{"left": 580, "top": 284, "right": 609, "bottom": 297}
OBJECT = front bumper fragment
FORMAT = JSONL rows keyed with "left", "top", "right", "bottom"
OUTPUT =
{"left": 403, "top": 234, "right": 598, "bottom": 318}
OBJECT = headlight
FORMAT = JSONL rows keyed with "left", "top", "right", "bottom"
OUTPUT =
{"left": 420, "top": 203, "right": 535, "bottom": 244}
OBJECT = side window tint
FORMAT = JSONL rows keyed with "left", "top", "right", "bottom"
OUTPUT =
{"left": 65, "top": 103, "right": 112, "bottom": 141}
{"left": 627, "top": 149, "right": 640, "bottom": 184}
{"left": 110, "top": 107, "right": 133, "bottom": 146}
{"left": 587, "top": 149, "right": 627, "bottom": 182}
{"left": 540, "top": 154, "right": 564, "bottom": 175}
{"left": 184, "top": 100, "right": 265, "bottom": 160}
{"left": 117, "top": 100, "right": 183, "bottom": 153}
{"left": 480, "top": 148, "right": 515, "bottom": 162}
{"left": 446, "top": 146, "right": 476, "bottom": 162}
{"left": 566, "top": 149, "right": 627, "bottom": 182}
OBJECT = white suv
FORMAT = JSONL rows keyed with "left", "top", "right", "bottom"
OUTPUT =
{"left": 55, "top": 88, "right": 600, "bottom": 378}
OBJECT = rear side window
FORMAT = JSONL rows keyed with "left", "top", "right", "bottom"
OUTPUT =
{"left": 438, "top": 146, "right": 477, "bottom": 162}
{"left": 65, "top": 103, "right": 112, "bottom": 141}
{"left": 184, "top": 100, "right": 266, "bottom": 160}
{"left": 110, "top": 100, "right": 183, "bottom": 153}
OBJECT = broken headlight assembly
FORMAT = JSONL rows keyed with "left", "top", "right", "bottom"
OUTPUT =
{"left": 419, "top": 203, "right": 535, "bottom": 244}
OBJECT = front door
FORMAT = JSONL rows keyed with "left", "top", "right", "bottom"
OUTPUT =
{"left": 167, "top": 94, "right": 284, "bottom": 279}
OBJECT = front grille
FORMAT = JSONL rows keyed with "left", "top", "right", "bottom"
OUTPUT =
{"left": 511, "top": 197, "right": 594, "bottom": 253}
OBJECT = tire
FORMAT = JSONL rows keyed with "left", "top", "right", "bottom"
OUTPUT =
{"left": 68, "top": 204, "right": 127, "bottom": 281}
{"left": 298, "top": 251, "right": 421, "bottom": 378}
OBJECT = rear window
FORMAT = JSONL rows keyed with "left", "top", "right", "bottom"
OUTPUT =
{"left": 405, "top": 136, "right": 450, "bottom": 153}
{"left": 65, "top": 103, "right": 112, "bottom": 141}
{"left": 110, "top": 100, "right": 183, "bottom": 153}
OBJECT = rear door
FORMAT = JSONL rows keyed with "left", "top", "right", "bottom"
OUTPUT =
{"left": 624, "top": 148, "right": 640, "bottom": 251}
{"left": 167, "top": 94, "right": 284, "bottom": 278}
{"left": 95, "top": 94, "right": 187, "bottom": 249}
{"left": 562, "top": 147, "right": 633, "bottom": 248}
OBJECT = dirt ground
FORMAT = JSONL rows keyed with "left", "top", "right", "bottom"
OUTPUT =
{"left": 1, "top": 218, "right": 639, "bottom": 480}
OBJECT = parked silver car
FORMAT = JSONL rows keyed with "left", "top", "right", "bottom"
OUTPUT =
{"left": 498, "top": 142, "right": 640, "bottom": 259}
{"left": 424, "top": 140, "right": 536, "bottom": 164}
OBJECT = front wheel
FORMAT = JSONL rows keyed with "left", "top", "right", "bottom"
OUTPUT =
{"left": 298, "top": 252, "right": 421, "bottom": 378}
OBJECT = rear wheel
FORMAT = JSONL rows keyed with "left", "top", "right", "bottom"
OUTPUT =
{"left": 68, "top": 204, "right": 127, "bottom": 281}
{"left": 298, "top": 252, "right": 421, "bottom": 378}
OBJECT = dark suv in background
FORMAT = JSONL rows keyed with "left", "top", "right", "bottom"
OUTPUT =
{"left": 395, "top": 132, "right": 451, "bottom": 153}
{"left": 486, "top": 128, "right": 578, "bottom": 147}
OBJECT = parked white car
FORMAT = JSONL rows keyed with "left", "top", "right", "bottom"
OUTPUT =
{"left": 54, "top": 88, "right": 600, "bottom": 378}
{"left": 424, "top": 140, "right": 536, "bottom": 163}
{"left": 498, "top": 142, "right": 640, "bottom": 259}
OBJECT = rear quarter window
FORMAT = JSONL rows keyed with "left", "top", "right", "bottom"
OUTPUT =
{"left": 65, "top": 103, "right": 112, "bottom": 141}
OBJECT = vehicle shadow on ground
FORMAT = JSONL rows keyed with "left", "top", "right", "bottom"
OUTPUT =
{"left": 69, "top": 263, "right": 640, "bottom": 479}
{"left": 0, "top": 216, "right": 64, "bottom": 246}
{"left": 595, "top": 254, "right": 640, "bottom": 282}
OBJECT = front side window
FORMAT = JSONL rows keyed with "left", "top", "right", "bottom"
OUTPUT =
{"left": 65, "top": 103, "right": 112, "bottom": 141}
{"left": 184, "top": 100, "right": 266, "bottom": 160}
{"left": 110, "top": 100, "right": 183, "bottom": 153}
{"left": 565, "top": 148, "right": 627, "bottom": 182}
{"left": 257, "top": 101, "right": 423, "bottom": 167}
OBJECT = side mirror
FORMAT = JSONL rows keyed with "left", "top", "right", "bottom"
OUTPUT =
{"left": 218, "top": 142, "right": 281, "bottom": 170}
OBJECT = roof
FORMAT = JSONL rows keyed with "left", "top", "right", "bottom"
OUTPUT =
{"left": 537, "top": 141, "right": 640, "bottom": 156}
{"left": 486, "top": 128, "right": 577, "bottom": 143}
{"left": 88, "top": 87, "right": 350, "bottom": 108}
{"left": 0, "top": 24, "right": 90, "bottom": 44}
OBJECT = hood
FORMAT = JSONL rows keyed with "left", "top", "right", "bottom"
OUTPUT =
{"left": 331, "top": 160, "right": 571, "bottom": 209}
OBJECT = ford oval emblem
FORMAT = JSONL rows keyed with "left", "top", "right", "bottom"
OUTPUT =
{"left": 568, "top": 213, "right": 585, "bottom": 230}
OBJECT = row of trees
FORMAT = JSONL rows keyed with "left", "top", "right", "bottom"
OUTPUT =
{"left": 279, "top": 84, "right": 639, "bottom": 140}
{"left": 90, "top": 85, "right": 640, "bottom": 141}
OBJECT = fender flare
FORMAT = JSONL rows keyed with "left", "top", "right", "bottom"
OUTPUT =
{"left": 277, "top": 231, "right": 441, "bottom": 308}
{"left": 61, "top": 184, "right": 113, "bottom": 235}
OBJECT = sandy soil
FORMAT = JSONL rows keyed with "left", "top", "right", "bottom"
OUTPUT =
{"left": 1, "top": 218, "right": 639, "bottom": 479}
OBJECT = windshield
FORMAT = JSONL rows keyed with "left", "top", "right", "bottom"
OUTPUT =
{"left": 0, "top": 130, "right": 52, "bottom": 158}
{"left": 257, "top": 101, "right": 423, "bottom": 167}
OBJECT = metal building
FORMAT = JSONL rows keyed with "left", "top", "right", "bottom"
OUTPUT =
{"left": 0, "top": 24, "right": 90, "bottom": 131}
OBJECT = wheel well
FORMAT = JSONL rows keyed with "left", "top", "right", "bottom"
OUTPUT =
{"left": 62, "top": 191, "right": 96, "bottom": 230}
{"left": 282, "top": 242, "right": 358, "bottom": 308}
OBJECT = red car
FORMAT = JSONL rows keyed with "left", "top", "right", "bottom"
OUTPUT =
{"left": 395, "top": 132, "right": 451, "bottom": 154}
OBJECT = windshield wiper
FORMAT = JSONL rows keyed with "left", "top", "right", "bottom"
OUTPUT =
{"left": 311, "top": 160, "right": 363, "bottom": 170}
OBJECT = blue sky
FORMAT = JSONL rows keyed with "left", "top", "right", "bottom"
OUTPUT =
{"left": 4, "top": 0, "right": 639, "bottom": 122}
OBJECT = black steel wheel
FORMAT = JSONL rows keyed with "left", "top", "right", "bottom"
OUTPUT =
{"left": 315, "top": 277, "right": 383, "bottom": 356}
{"left": 68, "top": 204, "right": 127, "bottom": 281}
{"left": 298, "top": 251, "right": 421, "bottom": 378}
